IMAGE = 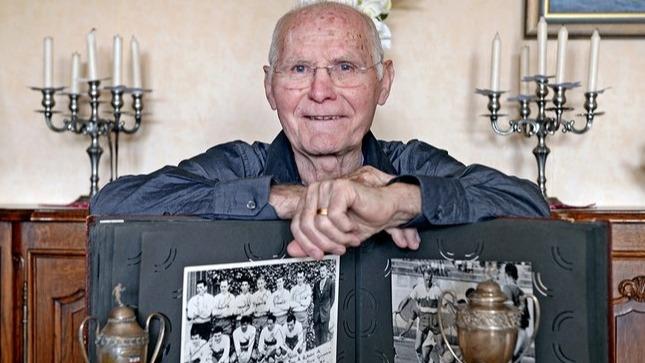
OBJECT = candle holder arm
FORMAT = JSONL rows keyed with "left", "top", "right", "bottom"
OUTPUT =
{"left": 117, "top": 89, "right": 149, "bottom": 134}
{"left": 34, "top": 87, "right": 79, "bottom": 133}
{"left": 476, "top": 89, "right": 516, "bottom": 135}
{"left": 562, "top": 91, "right": 604, "bottom": 134}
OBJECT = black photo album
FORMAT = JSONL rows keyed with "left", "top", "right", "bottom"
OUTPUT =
{"left": 87, "top": 217, "right": 609, "bottom": 363}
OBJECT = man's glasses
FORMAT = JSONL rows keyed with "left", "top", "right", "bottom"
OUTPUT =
{"left": 273, "top": 60, "right": 381, "bottom": 88}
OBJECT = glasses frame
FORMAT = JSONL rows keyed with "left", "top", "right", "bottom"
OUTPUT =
{"left": 271, "top": 60, "right": 383, "bottom": 87}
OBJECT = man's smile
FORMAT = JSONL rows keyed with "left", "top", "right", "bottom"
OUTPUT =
{"left": 304, "top": 115, "right": 345, "bottom": 121}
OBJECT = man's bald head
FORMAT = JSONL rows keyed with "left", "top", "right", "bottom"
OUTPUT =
{"left": 267, "top": 2, "right": 384, "bottom": 79}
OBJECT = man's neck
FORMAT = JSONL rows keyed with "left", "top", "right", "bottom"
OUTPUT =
{"left": 294, "top": 148, "right": 363, "bottom": 185}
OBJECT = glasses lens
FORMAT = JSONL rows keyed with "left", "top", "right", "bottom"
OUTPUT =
{"left": 276, "top": 63, "right": 311, "bottom": 87}
{"left": 331, "top": 63, "right": 362, "bottom": 87}
{"left": 275, "top": 62, "right": 374, "bottom": 87}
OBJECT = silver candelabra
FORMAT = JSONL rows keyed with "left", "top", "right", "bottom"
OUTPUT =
{"left": 33, "top": 81, "right": 148, "bottom": 197}
{"left": 476, "top": 76, "right": 604, "bottom": 199}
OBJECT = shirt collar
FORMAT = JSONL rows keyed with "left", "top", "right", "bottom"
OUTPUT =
{"left": 263, "top": 130, "right": 395, "bottom": 183}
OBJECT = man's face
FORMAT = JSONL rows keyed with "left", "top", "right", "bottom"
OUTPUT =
{"left": 277, "top": 278, "right": 284, "bottom": 289}
{"left": 258, "top": 278, "right": 266, "bottom": 290}
{"left": 287, "top": 321, "right": 295, "bottom": 331}
{"left": 297, "top": 273, "right": 305, "bottom": 284}
{"left": 241, "top": 321, "right": 248, "bottom": 332}
{"left": 213, "top": 332, "right": 222, "bottom": 343}
{"left": 220, "top": 281, "right": 229, "bottom": 293}
{"left": 320, "top": 266, "right": 328, "bottom": 277}
{"left": 196, "top": 282, "right": 207, "bottom": 295}
{"left": 265, "top": 6, "right": 393, "bottom": 158}
{"left": 241, "top": 281, "right": 249, "bottom": 293}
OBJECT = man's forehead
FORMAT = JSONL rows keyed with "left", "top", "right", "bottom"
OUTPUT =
{"left": 290, "top": 6, "right": 360, "bottom": 28}
{"left": 279, "top": 7, "right": 371, "bottom": 61}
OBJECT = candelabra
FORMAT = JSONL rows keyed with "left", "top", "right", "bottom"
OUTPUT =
{"left": 476, "top": 76, "right": 604, "bottom": 199}
{"left": 32, "top": 81, "right": 148, "bottom": 198}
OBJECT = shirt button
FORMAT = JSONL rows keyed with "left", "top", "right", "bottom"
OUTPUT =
{"left": 246, "top": 200, "right": 257, "bottom": 210}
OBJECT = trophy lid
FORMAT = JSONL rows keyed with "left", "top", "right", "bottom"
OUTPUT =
{"left": 469, "top": 279, "right": 508, "bottom": 306}
{"left": 108, "top": 305, "right": 136, "bottom": 320}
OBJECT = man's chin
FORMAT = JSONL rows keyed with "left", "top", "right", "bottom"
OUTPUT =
{"left": 302, "top": 145, "right": 346, "bottom": 157}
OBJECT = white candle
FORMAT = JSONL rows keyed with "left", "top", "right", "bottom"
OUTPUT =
{"left": 555, "top": 26, "right": 568, "bottom": 84}
{"left": 520, "top": 46, "right": 530, "bottom": 95}
{"left": 587, "top": 30, "right": 600, "bottom": 92}
{"left": 71, "top": 52, "right": 80, "bottom": 94}
{"left": 87, "top": 29, "right": 98, "bottom": 81}
{"left": 112, "top": 35, "right": 122, "bottom": 86}
{"left": 130, "top": 36, "right": 142, "bottom": 88}
{"left": 537, "top": 17, "right": 547, "bottom": 76}
{"left": 43, "top": 37, "right": 53, "bottom": 88}
{"left": 490, "top": 33, "right": 501, "bottom": 91}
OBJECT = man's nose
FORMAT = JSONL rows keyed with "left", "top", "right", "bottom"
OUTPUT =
{"left": 308, "top": 67, "right": 337, "bottom": 103}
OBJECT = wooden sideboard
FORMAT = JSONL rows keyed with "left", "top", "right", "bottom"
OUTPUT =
{"left": 1, "top": 205, "right": 642, "bottom": 362}
{"left": 552, "top": 207, "right": 645, "bottom": 363}
{"left": 0, "top": 206, "right": 88, "bottom": 363}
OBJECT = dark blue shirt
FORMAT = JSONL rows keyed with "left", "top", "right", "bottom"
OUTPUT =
{"left": 90, "top": 131, "right": 549, "bottom": 224}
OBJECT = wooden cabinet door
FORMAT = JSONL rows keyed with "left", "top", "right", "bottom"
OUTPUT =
{"left": 0, "top": 222, "right": 14, "bottom": 363}
{"left": 612, "top": 252, "right": 645, "bottom": 362}
{"left": 22, "top": 222, "right": 87, "bottom": 363}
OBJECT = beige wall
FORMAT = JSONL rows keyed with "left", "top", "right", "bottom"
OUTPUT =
{"left": 1, "top": 0, "right": 643, "bottom": 206}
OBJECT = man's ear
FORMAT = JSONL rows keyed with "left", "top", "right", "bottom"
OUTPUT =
{"left": 263, "top": 65, "right": 277, "bottom": 110}
{"left": 377, "top": 60, "right": 395, "bottom": 106}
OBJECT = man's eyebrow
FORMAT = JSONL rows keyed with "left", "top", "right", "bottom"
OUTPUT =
{"left": 277, "top": 57, "right": 312, "bottom": 65}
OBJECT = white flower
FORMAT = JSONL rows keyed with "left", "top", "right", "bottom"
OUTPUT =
{"left": 358, "top": 0, "right": 391, "bottom": 18}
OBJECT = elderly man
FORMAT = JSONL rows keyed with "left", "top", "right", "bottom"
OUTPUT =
{"left": 90, "top": 2, "right": 549, "bottom": 259}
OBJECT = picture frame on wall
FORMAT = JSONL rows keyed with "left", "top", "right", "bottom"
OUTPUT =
{"left": 525, "top": 0, "right": 645, "bottom": 37}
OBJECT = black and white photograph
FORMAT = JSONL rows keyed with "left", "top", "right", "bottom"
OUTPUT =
{"left": 181, "top": 255, "right": 339, "bottom": 363}
{"left": 391, "top": 259, "right": 536, "bottom": 363}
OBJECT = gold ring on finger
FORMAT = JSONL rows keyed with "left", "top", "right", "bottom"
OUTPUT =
{"left": 317, "top": 208, "right": 329, "bottom": 216}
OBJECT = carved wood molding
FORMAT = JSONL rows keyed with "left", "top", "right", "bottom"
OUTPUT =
{"left": 618, "top": 276, "right": 645, "bottom": 303}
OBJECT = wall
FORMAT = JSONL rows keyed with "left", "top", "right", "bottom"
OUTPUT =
{"left": 1, "top": 0, "right": 643, "bottom": 206}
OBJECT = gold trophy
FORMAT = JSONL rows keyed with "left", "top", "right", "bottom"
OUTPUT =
{"left": 79, "top": 284, "right": 166, "bottom": 363}
{"left": 437, "top": 279, "right": 540, "bottom": 363}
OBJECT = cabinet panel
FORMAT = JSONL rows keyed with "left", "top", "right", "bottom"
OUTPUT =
{"left": 0, "top": 222, "right": 13, "bottom": 363}
{"left": 28, "top": 250, "right": 85, "bottom": 363}
{"left": 615, "top": 300, "right": 645, "bottom": 363}
{"left": 612, "top": 223, "right": 645, "bottom": 251}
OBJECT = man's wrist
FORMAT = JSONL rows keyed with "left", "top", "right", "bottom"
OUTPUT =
{"left": 384, "top": 182, "right": 422, "bottom": 226}
{"left": 269, "top": 184, "right": 305, "bottom": 219}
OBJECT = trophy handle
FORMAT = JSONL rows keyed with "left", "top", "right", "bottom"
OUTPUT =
{"left": 512, "top": 294, "right": 541, "bottom": 363}
{"left": 145, "top": 312, "right": 166, "bottom": 363}
{"left": 78, "top": 316, "right": 98, "bottom": 363}
{"left": 438, "top": 291, "right": 465, "bottom": 363}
